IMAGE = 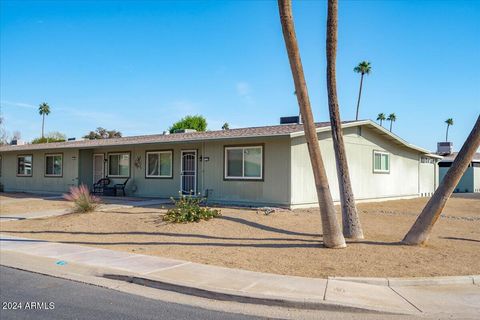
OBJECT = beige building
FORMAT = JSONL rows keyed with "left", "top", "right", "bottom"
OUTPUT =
{"left": 0, "top": 120, "right": 441, "bottom": 208}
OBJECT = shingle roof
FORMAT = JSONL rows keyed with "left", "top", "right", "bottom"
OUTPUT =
{"left": 0, "top": 122, "right": 339, "bottom": 152}
{"left": 439, "top": 152, "right": 480, "bottom": 162}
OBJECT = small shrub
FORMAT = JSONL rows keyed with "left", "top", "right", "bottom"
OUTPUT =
{"left": 163, "top": 193, "right": 221, "bottom": 223}
{"left": 63, "top": 185, "right": 101, "bottom": 213}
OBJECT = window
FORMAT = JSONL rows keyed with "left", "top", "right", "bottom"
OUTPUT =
{"left": 108, "top": 153, "right": 130, "bottom": 177}
{"left": 225, "top": 146, "right": 263, "bottom": 180}
{"left": 45, "top": 154, "right": 63, "bottom": 176}
{"left": 146, "top": 151, "right": 173, "bottom": 178}
{"left": 17, "top": 155, "right": 33, "bottom": 176}
{"left": 373, "top": 151, "right": 390, "bottom": 173}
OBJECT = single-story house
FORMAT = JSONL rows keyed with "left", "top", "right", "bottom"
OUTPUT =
{"left": 0, "top": 120, "right": 442, "bottom": 208}
{"left": 438, "top": 152, "right": 480, "bottom": 193}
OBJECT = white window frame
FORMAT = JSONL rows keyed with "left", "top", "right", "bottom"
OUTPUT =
{"left": 146, "top": 150, "right": 173, "bottom": 178}
{"left": 224, "top": 145, "right": 263, "bottom": 180}
{"left": 17, "top": 155, "right": 33, "bottom": 177}
{"left": 107, "top": 152, "right": 130, "bottom": 178}
{"left": 373, "top": 150, "right": 390, "bottom": 173}
{"left": 45, "top": 153, "right": 63, "bottom": 177}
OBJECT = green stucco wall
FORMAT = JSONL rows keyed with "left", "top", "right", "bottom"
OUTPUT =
{"left": 0, "top": 149, "right": 79, "bottom": 194}
{"left": 0, "top": 136, "right": 291, "bottom": 206}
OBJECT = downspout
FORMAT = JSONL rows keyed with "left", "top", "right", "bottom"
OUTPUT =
{"left": 202, "top": 141, "right": 205, "bottom": 197}
{"left": 418, "top": 155, "right": 421, "bottom": 196}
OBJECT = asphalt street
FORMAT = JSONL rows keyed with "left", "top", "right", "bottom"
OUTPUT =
{"left": 0, "top": 266, "right": 262, "bottom": 320}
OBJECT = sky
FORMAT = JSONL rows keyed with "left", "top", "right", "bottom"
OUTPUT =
{"left": 1, "top": 0, "right": 479, "bottom": 151}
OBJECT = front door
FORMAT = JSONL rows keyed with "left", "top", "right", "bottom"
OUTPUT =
{"left": 180, "top": 150, "right": 197, "bottom": 195}
{"left": 93, "top": 154, "right": 105, "bottom": 183}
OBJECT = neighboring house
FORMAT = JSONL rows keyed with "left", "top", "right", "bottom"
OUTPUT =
{"left": 438, "top": 152, "right": 480, "bottom": 193}
{"left": 0, "top": 120, "right": 441, "bottom": 208}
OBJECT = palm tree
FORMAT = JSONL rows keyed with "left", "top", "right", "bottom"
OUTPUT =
{"left": 278, "top": 0, "right": 345, "bottom": 248}
{"left": 325, "top": 0, "right": 363, "bottom": 239}
{"left": 387, "top": 113, "right": 396, "bottom": 132}
{"left": 377, "top": 113, "right": 386, "bottom": 126}
{"left": 353, "top": 61, "right": 371, "bottom": 121}
{"left": 403, "top": 115, "right": 480, "bottom": 245}
{"left": 445, "top": 118, "right": 453, "bottom": 141}
{"left": 38, "top": 102, "right": 51, "bottom": 138}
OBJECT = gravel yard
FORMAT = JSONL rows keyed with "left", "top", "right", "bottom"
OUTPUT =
{"left": 1, "top": 193, "right": 479, "bottom": 278}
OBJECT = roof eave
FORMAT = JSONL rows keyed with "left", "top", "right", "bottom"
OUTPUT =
{"left": 0, "top": 132, "right": 293, "bottom": 153}
{"left": 290, "top": 120, "right": 434, "bottom": 155}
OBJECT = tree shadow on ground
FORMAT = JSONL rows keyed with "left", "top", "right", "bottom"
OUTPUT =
{"left": 0, "top": 230, "right": 319, "bottom": 243}
{"left": 1, "top": 232, "right": 402, "bottom": 249}
{"left": 218, "top": 215, "right": 319, "bottom": 237}
{"left": 440, "top": 236, "right": 480, "bottom": 243}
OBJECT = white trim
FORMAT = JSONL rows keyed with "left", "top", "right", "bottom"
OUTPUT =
{"left": 44, "top": 153, "right": 63, "bottom": 177}
{"left": 224, "top": 145, "right": 263, "bottom": 180}
{"left": 92, "top": 153, "right": 105, "bottom": 182}
{"left": 107, "top": 152, "right": 130, "bottom": 178}
{"left": 180, "top": 150, "right": 197, "bottom": 194}
{"left": 146, "top": 150, "right": 173, "bottom": 178}
{"left": 373, "top": 150, "right": 390, "bottom": 173}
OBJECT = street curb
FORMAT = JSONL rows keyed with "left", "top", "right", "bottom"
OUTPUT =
{"left": 329, "top": 275, "right": 478, "bottom": 287}
{"left": 102, "top": 273, "right": 398, "bottom": 314}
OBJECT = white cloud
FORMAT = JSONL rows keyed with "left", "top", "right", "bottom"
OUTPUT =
{"left": 236, "top": 82, "right": 251, "bottom": 97}
{"left": 0, "top": 100, "right": 37, "bottom": 110}
{"left": 235, "top": 81, "right": 255, "bottom": 105}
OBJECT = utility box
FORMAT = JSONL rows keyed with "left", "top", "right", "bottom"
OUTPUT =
{"left": 437, "top": 142, "right": 453, "bottom": 155}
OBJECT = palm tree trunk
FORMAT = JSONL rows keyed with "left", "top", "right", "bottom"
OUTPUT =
{"left": 389, "top": 120, "right": 393, "bottom": 132}
{"left": 355, "top": 73, "right": 364, "bottom": 121}
{"left": 403, "top": 115, "right": 480, "bottom": 245}
{"left": 380, "top": 119, "right": 383, "bottom": 126}
{"left": 41, "top": 114, "right": 45, "bottom": 138}
{"left": 278, "top": 0, "right": 346, "bottom": 248}
{"left": 446, "top": 124, "right": 449, "bottom": 142}
{"left": 326, "top": 0, "right": 363, "bottom": 239}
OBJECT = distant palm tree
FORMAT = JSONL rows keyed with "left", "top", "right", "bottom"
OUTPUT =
{"left": 38, "top": 102, "right": 51, "bottom": 138}
{"left": 377, "top": 113, "right": 386, "bottom": 126}
{"left": 353, "top": 61, "right": 371, "bottom": 120}
{"left": 445, "top": 118, "right": 454, "bottom": 142}
{"left": 222, "top": 122, "right": 230, "bottom": 130}
{"left": 387, "top": 113, "right": 396, "bottom": 132}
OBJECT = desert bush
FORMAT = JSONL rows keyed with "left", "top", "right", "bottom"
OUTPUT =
{"left": 163, "top": 193, "right": 221, "bottom": 223}
{"left": 63, "top": 185, "right": 101, "bottom": 213}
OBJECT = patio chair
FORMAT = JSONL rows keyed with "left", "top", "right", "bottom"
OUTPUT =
{"left": 114, "top": 177, "right": 130, "bottom": 197}
{"left": 92, "top": 178, "right": 111, "bottom": 195}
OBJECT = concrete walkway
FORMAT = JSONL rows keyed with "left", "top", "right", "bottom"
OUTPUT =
{"left": 0, "top": 198, "right": 170, "bottom": 221}
{"left": 0, "top": 234, "right": 478, "bottom": 317}
{"left": 0, "top": 208, "right": 71, "bottom": 221}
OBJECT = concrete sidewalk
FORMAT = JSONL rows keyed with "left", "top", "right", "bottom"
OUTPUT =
{"left": 0, "top": 234, "right": 479, "bottom": 317}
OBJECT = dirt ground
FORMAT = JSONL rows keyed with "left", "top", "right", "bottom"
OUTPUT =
{"left": 0, "top": 194, "right": 72, "bottom": 215}
{"left": 1, "top": 194, "right": 479, "bottom": 278}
